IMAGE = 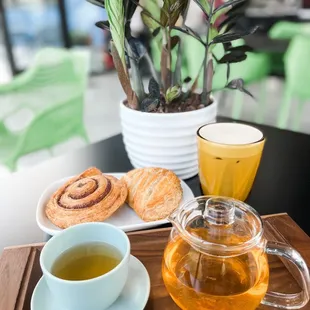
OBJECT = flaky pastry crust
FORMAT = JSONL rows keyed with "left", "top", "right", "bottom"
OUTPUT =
{"left": 121, "top": 167, "right": 183, "bottom": 222}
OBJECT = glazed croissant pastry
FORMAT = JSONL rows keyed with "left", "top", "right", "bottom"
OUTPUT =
{"left": 121, "top": 167, "right": 183, "bottom": 222}
{"left": 45, "top": 167, "right": 128, "bottom": 229}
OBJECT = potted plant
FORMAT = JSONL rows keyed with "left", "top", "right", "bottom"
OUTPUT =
{"left": 88, "top": 0, "right": 256, "bottom": 179}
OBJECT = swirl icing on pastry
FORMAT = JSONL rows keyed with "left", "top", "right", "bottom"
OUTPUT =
{"left": 45, "top": 167, "right": 128, "bottom": 229}
{"left": 57, "top": 176, "right": 112, "bottom": 209}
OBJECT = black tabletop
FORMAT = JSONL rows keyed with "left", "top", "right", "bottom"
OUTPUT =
{"left": 19, "top": 118, "right": 309, "bottom": 241}
{"left": 73, "top": 120, "right": 310, "bottom": 235}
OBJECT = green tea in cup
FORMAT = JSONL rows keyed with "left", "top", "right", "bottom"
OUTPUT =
{"left": 52, "top": 241, "right": 122, "bottom": 281}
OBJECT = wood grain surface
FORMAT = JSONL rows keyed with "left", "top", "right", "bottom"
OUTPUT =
{"left": 0, "top": 214, "right": 309, "bottom": 310}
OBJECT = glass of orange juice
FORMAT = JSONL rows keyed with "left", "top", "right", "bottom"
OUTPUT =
{"left": 197, "top": 123, "right": 265, "bottom": 201}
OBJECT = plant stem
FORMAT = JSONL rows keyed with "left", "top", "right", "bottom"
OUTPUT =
{"left": 192, "top": 57, "right": 205, "bottom": 90}
{"left": 174, "top": 41, "right": 182, "bottom": 85}
{"left": 173, "top": 0, "right": 191, "bottom": 86}
{"left": 144, "top": 52, "right": 160, "bottom": 84}
{"left": 161, "top": 30, "right": 168, "bottom": 92}
{"left": 167, "top": 18, "right": 172, "bottom": 88}
{"left": 183, "top": 0, "right": 191, "bottom": 22}
{"left": 202, "top": 0, "right": 216, "bottom": 105}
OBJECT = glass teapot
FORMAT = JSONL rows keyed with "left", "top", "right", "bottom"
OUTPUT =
{"left": 162, "top": 196, "right": 310, "bottom": 310}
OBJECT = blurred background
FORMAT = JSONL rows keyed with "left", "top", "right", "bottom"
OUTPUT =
{"left": 0, "top": 0, "right": 111, "bottom": 77}
{"left": 1, "top": 0, "right": 310, "bottom": 174}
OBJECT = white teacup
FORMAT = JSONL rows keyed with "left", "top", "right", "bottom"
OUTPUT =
{"left": 40, "top": 222, "right": 130, "bottom": 310}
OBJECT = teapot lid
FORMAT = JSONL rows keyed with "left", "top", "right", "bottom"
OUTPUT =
{"left": 170, "top": 196, "right": 263, "bottom": 256}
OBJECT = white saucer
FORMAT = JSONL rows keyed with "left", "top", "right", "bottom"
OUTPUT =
{"left": 31, "top": 255, "right": 150, "bottom": 310}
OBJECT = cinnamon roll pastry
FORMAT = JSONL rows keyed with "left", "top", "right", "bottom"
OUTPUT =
{"left": 121, "top": 167, "right": 183, "bottom": 222}
{"left": 45, "top": 167, "right": 128, "bottom": 229}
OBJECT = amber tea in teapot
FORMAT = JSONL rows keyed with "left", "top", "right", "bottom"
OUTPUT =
{"left": 163, "top": 197, "right": 310, "bottom": 310}
{"left": 163, "top": 229, "right": 269, "bottom": 309}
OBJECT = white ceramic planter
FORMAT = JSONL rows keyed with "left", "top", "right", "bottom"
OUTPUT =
{"left": 120, "top": 100, "right": 217, "bottom": 179}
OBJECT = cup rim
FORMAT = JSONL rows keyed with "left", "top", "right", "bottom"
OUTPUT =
{"left": 40, "top": 222, "right": 131, "bottom": 284}
{"left": 197, "top": 122, "right": 265, "bottom": 146}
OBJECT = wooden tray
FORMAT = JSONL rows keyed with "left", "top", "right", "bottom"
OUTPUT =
{"left": 1, "top": 213, "right": 310, "bottom": 310}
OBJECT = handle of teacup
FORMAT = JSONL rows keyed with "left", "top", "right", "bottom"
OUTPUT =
{"left": 262, "top": 241, "right": 310, "bottom": 309}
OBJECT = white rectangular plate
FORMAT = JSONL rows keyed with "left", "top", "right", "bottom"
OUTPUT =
{"left": 36, "top": 172, "right": 194, "bottom": 236}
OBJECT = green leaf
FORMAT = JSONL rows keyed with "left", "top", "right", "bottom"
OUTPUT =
{"left": 128, "top": 37, "right": 147, "bottom": 61}
{"left": 141, "top": 10, "right": 161, "bottom": 32}
{"left": 226, "top": 78, "right": 254, "bottom": 98}
{"left": 212, "top": 0, "right": 248, "bottom": 27}
{"left": 208, "top": 26, "right": 219, "bottom": 44}
{"left": 127, "top": 46, "right": 146, "bottom": 102}
{"left": 210, "top": 26, "right": 258, "bottom": 44}
{"left": 186, "top": 26, "right": 204, "bottom": 42}
{"left": 172, "top": 0, "right": 189, "bottom": 24}
{"left": 225, "top": 0, "right": 248, "bottom": 17}
{"left": 95, "top": 20, "right": 110, "bottom": 31}
{"left": 172, "top": 26, "right": 205, "bottom": 46}
{"left": 124, "top": 0, "right": 138, "bottom": 37}
{"left": 166, "top": 85, "right": 182, "bottom": 103}
{"left": 161, "top": 0, "right": 189, "bottom": 27}
{"left": 148, "top": 77, "right": 160, "bottom": 98}
{"left": 218, "top": 14, "right": 240, "bottom": 32}
{"left": 87, "top": 0, "right": 105, "bottom": 8}
{"left": 211, "top": 32, "right": 243, "bottom": 44}
{"left": 213, "top": 0, "right": 246, "bottom": 15}
{"left": 193, "top": 0, "right": 211, "bottom": 15}
{"left": 218, "top": 52, "right": 247, "bottom": 63}
{"left": 141, "top": 97, "right": 160, "bottom": 112}
{"left": 212, "top": 52, "right": 219, "bottom": 63}
{"left": 105, "top": 0, "right": 126, "bottom": 70}
{"left": 211, "top": 6, "right": 231, "bottom": 24}
{"left": 143, "top": 0, "right": 161, "bottom": 21}
{"left": 153, "top": 27, "right": 161, "bottom": 37}
{"left": 161, "top": 1, "right": 169, "bottom": 26}
{"left": 228, "top": 45, "right": 253, "bottom": 52}
{"left": 166, "top": 36, "right": 180, "bottom": 50}
{"left": 223, "top": 42, "right": 232, "bottom": 50}
{"left": 124, "top": 0, "right": 137, "bottom": 21}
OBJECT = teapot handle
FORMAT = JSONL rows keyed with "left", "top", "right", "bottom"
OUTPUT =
{"left": 262, "top": 241, "right": 310, "bottom": 309}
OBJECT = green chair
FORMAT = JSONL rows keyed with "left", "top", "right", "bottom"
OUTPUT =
{"left": 277, "top": 35, "right": 310, "bottom": 131}
{"left": 269, "top": 21, "right": 310, "bottom": 41}
{"left": 0, "top": 48, "right": 89, "bottom": 170}
{"left": 268, "top": 21, "right": 310, "bottom": 77}
{"left": 183, "top": 36, "right": 271, "bottom": 122}
{"left": 268, "top": 21, "right": 300, "bottom": 77}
